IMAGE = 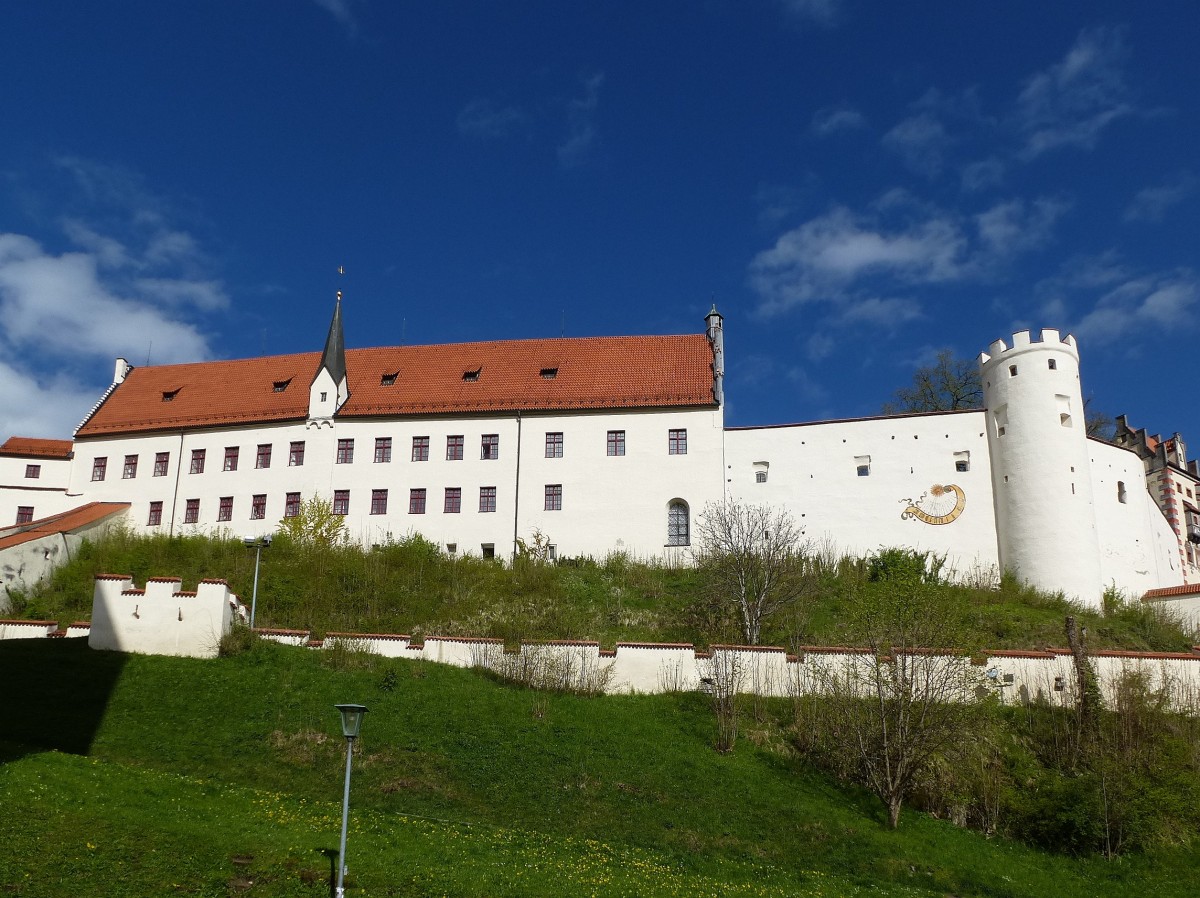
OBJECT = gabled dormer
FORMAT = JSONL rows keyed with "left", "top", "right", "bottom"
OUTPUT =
{"left": 308, "top": 292, "right": 350, "bottom": 427}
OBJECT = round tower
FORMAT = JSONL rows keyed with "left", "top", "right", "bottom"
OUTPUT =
{"left": 979, "top": 329, "right": 1103, "bottom": 605}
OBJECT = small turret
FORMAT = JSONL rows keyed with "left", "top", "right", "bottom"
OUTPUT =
{"left": 705, "top": 304, "right": 724, "bottom": 407}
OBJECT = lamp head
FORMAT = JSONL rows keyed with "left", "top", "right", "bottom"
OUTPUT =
{"left": 335, "top": 703, "right": 368, "bottom": 739}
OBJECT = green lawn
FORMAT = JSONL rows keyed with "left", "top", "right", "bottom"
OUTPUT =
{"left": 1, "top": 638, "right": 1196, "bottom": 897}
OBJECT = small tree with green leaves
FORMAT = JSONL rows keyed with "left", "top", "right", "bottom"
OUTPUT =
{"left": 276, "top": 495, "right": 347, "bottom": 549}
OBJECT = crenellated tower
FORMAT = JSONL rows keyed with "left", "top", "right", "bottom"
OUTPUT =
{"left": 980, "top": 329, "right": 1103, "bottom": 605}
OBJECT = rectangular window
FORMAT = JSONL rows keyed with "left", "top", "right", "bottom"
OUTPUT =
{"left": 446, "top": 435, "right": 464, "bottom": 460}
{"left": 91, "top": 457, "right": 107, "bottom": 481}
{"left": 289, "top": 441, "right": 305, "bottom": 466}
{"left": 668, "top": 429, "right": 687, "bottom": 455}
{"left": 24, "top": 464, "right": 41, "bottom": 479}
{"left": 544, "top": 484, "right": 562, "bottom": 511}
{"left": 954, "top": 451, "right": 970, "bottom": 473}
{"left": 756, "top": 471, "right": 768, "bottom": 483}
{"left": 153, "top": 452, "right": 169, "bottom": 477}
{"left": 409, "top": 488, "right": 426, "bottom": 514}
{"left": 333, "top": 490, "right": 349, "bottom": 515}
{"left": 16, "top": 506, "right": 34, "bottom": 525}
{"left": 375, "top": 437, "right": 393, "bottom": 463}
{"left": 217, "top": 496, "right": 233, "bottom": 522}
{"left": 256, "top": 444, "right": 272, "bottom": 469}
{"left": 855, "top": 455, "right": 871, "bottom": 477}
{"left": 411, "top": 436, "right": 429, "bottom": 462}
{"left": 285, "top": 492, "right": 301, "bottom": 518}
{"left": 545, "top": 432, "right": 563, "bottom": 458}
{"left": 479, "top": 486, "right": 497, "bottom": 513}
{"left": 190, "top": 448, "right": 206, "bottom": 474}
{"left": 481, "top": 434, "right": 499, "bottom": 460}
{"left": 607, "top": 430, "right": 625, "bottom": 457}
{"left": 336, "top": 439, "right": 354, "bottom": 464}
{"left": 223, "top": 447, "right": 239, "bottom": 471}
{"left": 250, "top": 494, "right": 267, "bottom": 520}
{"left": 370, "top": 489, "right": 388, "bottom": 515}
{"left": 184, "top": 499, "right": 200, "bottom": 524}
{"left": 147, "top": 501, "right": 162, "bottom": 526}
{"left": 122, "top": 454, "right": 138, "bottom": 479}
{"left": 444, "top": 487, "right": 461, "bottom": 514}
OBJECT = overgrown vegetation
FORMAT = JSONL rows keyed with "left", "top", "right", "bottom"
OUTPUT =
{"left": 2, "top": 638, "right": 1199, "bottom": 897}
{"left": 11, "top": 528, "right": 1198, "bottom": 652}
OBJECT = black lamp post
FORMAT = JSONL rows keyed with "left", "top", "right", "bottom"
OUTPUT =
{"left": 334, "top": 703, "right": 368, "bottom": 897}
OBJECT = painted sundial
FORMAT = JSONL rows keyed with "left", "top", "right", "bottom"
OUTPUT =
{"left": 900, "top": 484, "right": 966, "bottom": 525}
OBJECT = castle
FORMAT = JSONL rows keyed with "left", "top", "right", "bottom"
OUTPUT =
{"left": 1, "top": 298, "right": 1196, "bottom": 608}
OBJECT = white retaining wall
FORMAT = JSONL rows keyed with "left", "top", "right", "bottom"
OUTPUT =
{"left": 88, "top": 575, "right": 243, "bottom": 659}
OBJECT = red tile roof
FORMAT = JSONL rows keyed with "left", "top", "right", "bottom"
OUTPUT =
{"left": 0, "top": 502, "right": 130, "bottom": 551}
{"left": 0, "top": 437, "right": 73, "bottom": 459}
{"left": 76, "top": 334, "right": 715, "bottom": 437}
{"left": 1143, "top": 584, "right": 1200, "bottom": 600}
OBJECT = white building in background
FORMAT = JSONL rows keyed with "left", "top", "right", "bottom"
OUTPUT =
{"left": 0, "top": 298, "right": 1189, "bottom": 607}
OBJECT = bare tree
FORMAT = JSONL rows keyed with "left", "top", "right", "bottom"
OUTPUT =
{"left": 694, "top": 500, "right": 811, "bottom": 645}
{"left": 806, "top": 570, "right": 984, "bottom": 829}
{"left": 882, "top": 350, "right": 983, "bottom": 413}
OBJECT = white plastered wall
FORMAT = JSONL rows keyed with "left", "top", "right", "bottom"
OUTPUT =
{"left": 724, "top": 410, "right": 999, "bottom": 581}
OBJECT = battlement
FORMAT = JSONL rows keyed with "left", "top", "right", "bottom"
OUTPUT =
{"left": 979, "top": 329, "right": 1078, "bottom": 367}
{"left": 89, "top": 574, "right": 243, "bottom": 658}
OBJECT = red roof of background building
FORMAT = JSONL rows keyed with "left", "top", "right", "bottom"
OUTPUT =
{"left": 0, "top": 502, "right": 130, "bottom": 551}
{"left": 0, "top": 437, "right": 74, "bottom": 459}
{"left": 75, "top": 334, "right": 716, "bottom": 437}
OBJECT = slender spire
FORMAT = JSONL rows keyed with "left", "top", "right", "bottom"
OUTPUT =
{"left": 316, "top": 274, "right": 348, "bottom": 387}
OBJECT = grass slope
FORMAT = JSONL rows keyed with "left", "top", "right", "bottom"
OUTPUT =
{"left": 2, "top": 638, "right": 1196, "bottom": 897}
{"left": 11, "top": 530, "right": 1197, "bottom": 651}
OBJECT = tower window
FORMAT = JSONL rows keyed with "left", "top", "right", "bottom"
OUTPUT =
{"left": 954, "top": 451, "right": 970, "bottom": 473}
{"left": 1117, "top": 481, "right": 1127, "bottom": 504}
{"left": 1047, "top": 359, "right": 1057, "bottom": 370}
{"left": 1008, "top": 365, "right": 1018, "bottom": 377}
{"left": 855, "top": 455, "right": 871, "bottom": 477}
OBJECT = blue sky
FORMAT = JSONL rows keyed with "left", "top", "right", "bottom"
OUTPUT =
{"left": 1, "top": 1, "right": 1197, "bottom": 442}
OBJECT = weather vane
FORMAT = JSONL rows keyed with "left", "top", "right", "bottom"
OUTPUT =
{"left": 337, "top": 264, "right": 345, "bottom": 301}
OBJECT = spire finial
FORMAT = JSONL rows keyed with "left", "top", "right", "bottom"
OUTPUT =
{"left": 337, "top": 265, "right": 345, "bottom": 303}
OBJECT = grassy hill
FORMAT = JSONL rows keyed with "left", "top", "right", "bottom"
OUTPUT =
{"left": 1, "top": 637, "right": 1198, "bottom": 897}
{"left": 9, "top": 529, "right": 1197, "bottom": 652}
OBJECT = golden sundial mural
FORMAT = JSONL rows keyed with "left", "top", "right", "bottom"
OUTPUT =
{"left": 900, "top": 484, "right": 966, "bottom": 525}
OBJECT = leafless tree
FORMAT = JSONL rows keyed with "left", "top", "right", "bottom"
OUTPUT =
{"left": 694, "top": 500, "right": 812, "bottom": 645}
{"left": 882, "top": 350, "right": 983, "bottom": 413}
{"left": 807, "top": 576, "right": 984, "bottom": 829}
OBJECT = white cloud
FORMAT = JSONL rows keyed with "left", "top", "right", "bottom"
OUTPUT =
{"left": 1038, "top": 261, "right": 1199, "bottom": 347}
{"left": 748, "top": 204, "right": 968, "bottom": 315}
{"left": 0, "top": 359, "right": 98, "bottom": 439}
{"left": 456, "top": 98, "right": 528, "bottom": 139}
{"left": 1124, "top": 173, "right": 1197, "bottom": 223}
{"left": 0, "top": 158, "right": 228, "bottom": 440}
{"left": 558, "top": 72, "right": 604, "bottom": 168}
{"left": 811, "top": 105, "right": 867, "bottom": 136}
{"left": 837, "top": 296, "right": 922, "bottom": 327}
{"left": 778, "top": 0, "right": 840, "bottom": 27}
{"left": 882, "top": 112, "right": 950, "bottom": 177}
{"left": 1015, "top": 26, "right": 1133, "bottom": 158}
{"left": 310, "top": 0, "right": 359, "bottom": 36}
{"left": 975, "top": 197, "right": 1070, "bottom": 256}
{"left": 0, "top": 234, "right": 213, "bottom": 365}
{"left": 960, "top": 157, "right": 1006, "bottom": 192}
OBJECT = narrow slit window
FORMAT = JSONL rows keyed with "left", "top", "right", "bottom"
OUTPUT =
{"left": 1008, "top": 365, "right": 1018, "bottom": 377}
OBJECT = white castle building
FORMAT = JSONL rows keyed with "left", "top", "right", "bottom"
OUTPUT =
{"left": 1, "top": 298, "right": 1195, "bottom": 608}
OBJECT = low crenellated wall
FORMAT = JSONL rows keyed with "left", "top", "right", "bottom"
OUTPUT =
{"left": 1, "top": 574, "right": 1198, "bottom": 708}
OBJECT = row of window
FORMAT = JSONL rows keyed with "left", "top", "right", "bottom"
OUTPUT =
{"left": 90, "top": 429, "right": 691, "bottom": 482}
{"left": 155, "top": 484, "right": 570, "bottom": 525}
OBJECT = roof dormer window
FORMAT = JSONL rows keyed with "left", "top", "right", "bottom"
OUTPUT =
{"left": 463, "top": 367, "right": 482, "bottom": 382}
{"left": 272, "top": 378, "right": 292, "bottom": 393}
{"left": 162, "top": 389, "right": 180, "bottom": 402}
{"left": 380, "top": 371, "right": 399, "bottom": 386}
{"left": 540, "top": 367, "right": 558, "bottom": 379}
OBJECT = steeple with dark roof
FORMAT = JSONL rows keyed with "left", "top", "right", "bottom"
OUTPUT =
{"left": 307, "top": 289, "right": 351, "bottom": 425}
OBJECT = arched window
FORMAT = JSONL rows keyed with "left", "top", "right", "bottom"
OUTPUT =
{"left": 667, "top": 500, "right": 690, "bottom": 547}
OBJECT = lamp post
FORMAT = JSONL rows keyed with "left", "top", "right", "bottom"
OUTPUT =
{"left": 243, "top": 535, "right": 271, "bottom": 628}
{"left": 335, "top": 703, "right": 368, "bottom": 898}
